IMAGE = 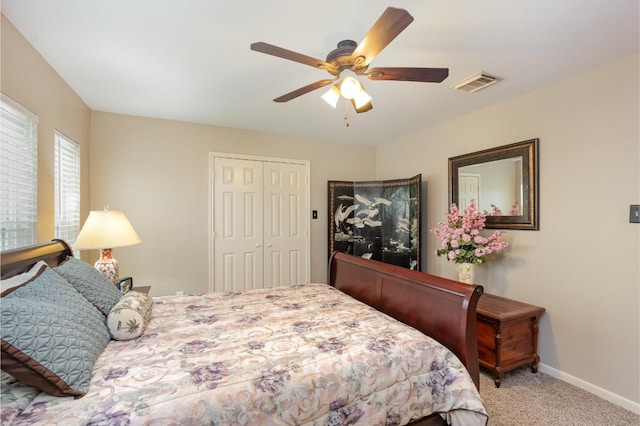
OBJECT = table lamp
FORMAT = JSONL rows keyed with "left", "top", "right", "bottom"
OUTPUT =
{"left": 74, "top": 207, "right": 142, "bottom": 283}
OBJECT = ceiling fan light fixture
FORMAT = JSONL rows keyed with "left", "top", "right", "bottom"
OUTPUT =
{"left": 353, "top": 88, "right": 372, "bottom": 109}
{"left": 252, "top": 7, "right": 450, "bottom": 110}
{"left": 353, "top": 98, "right": 373, "bottom": 113}
{"left": 339, "top": 76, "right": 362, "bottom": 100}
{"left": 321, "top": 85, "right": 341, "bottom": 108}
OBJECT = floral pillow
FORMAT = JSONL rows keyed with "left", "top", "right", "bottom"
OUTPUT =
{"left": 107, "top": 291, "right": 153, "bottom": 340}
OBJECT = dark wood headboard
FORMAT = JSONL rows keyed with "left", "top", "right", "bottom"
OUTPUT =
{"left": 0, "top": 240, "right": 73, "bottom": 279}
{"left": 328, "top": 251, "right": 483, "bottom": 389}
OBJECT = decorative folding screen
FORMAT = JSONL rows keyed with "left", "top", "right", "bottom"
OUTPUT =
{"left": 328, "top": 174, "right": 421, "bottom": 270}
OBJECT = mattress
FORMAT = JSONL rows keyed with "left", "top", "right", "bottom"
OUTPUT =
{"left": 1, "top": 283, "right": 487, "bottom": 425}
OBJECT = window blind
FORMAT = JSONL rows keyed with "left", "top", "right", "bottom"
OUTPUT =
{"left": 54, "top": 131, "right": 81, "bottom": 245}
{"left": 0, "top": 94, "right": 38, "bottom": 250}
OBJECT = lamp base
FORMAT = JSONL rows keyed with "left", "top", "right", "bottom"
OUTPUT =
{"left": 95, "top": 248, "right": 119, "bottom": 284}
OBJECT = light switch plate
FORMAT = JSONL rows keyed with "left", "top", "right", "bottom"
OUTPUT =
{"left": 630, "top": 205, "right": 640, "bottom": 223}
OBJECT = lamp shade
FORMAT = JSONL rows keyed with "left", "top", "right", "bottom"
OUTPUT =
{"left": 353, "top": 89, "right": 372, "bottom": 109}
{"left": 339, "top": 76, "right": 362, "bottom": 100}
{"left": 74, "top": 209, "right": 142, "bottom": 250}
{"left": 321, "top": 85, "right": 341, "bottom": 108}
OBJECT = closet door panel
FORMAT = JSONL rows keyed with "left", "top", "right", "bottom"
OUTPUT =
{"left": 264, "top": 162, "right": 308, "bottom": 287}
{"left": 213, "top": 158, "right": 264, "bottom": 292}
{"left": 212, "top": 154, "right": 309, "bottom": 292}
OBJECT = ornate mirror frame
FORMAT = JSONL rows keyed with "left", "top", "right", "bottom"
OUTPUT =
{"left": 449, "top": 138, "right": 539, "bottom": 230}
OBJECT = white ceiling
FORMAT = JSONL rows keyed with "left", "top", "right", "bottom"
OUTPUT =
{"left": 2, "top": 1, "right": 638, "bottom": 146}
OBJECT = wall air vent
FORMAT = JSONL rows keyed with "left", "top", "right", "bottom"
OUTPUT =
{"left": 452, "top": 72, "right": 500, "bottom": 93}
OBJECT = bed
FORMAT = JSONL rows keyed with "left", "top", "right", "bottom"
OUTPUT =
{"left": 1, "top": 240, "right": 488, "bottom": 425}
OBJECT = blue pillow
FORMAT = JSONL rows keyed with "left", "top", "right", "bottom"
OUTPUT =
{"left": 1, "top": 261, "right": 48, "bottom": 294}
{"left": 54, "top": 257, "right": 121, "bottom": 316}
{"left": 1, "top": 267, "right": 111, "bottom": 397}
{"left": 6, "top": 267, "right": 106, "bottom": 316}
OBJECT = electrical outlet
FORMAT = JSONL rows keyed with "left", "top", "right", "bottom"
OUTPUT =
{"left": 630, "top": 205, "right": 640, "bottom": 223}
{"left": 176, "top": 290, "right": 184, "bottom": 296}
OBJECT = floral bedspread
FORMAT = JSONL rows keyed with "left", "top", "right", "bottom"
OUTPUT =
{"left": 1, "top": 284, "right": 487, "bottom": 425}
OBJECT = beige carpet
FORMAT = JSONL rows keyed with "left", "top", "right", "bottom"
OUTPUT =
{"left": 479, "top": 367, "right": 639, "bottom": 425}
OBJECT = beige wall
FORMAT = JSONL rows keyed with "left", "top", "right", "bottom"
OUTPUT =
{"left": 1, "top": 10, "right": 378, "bottom": 295}
{"left": 377, "top": 54, "right": 640, "bottom": 409}
{"left": 3, "top": 9, "right": 639, "bottom": 413}
{"left": 1, "top": 15, "right": 92, "bottom": 241}
{"left": 89, "top": 112, "right": 376, "bottom": 295}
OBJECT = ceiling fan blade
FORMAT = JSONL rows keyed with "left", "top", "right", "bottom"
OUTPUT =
{"left": 366, "top": 67, "right": 449, "bottom": 82}
{"left": 273, "top": 79, "right": 336, "bottom": 103}
{"left": 251, "top": 42, "right": 336, "bottom": 72}
{"left": 350, "top": 7, "right": 414, "bottom": 68}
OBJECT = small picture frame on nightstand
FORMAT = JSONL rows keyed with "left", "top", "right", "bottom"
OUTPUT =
{"left": 117, "top": 276, "right": 133, "bottom": 294}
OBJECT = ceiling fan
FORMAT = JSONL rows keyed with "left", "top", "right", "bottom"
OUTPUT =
{"left": 250, "top": 7, "right": 449, "bottom": 114}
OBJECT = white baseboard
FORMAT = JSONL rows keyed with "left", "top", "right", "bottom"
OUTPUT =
{"left": 538, "top": 363, "right": 640, "bottom": 414}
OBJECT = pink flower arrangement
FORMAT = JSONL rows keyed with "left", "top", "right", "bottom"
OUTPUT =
{"left": 431, "top": 200, "right": 509, "bottom": 264}
{"left": 489, "top": 200, "right": 521, "bottom": 216}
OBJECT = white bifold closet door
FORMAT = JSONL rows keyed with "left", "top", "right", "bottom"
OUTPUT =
{"left": 212, "top": 155, "right": 309, "bottom": 292}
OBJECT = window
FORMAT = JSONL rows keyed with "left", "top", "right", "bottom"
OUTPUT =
{"left": 54, "top": 131, "right": 81, "bottom": 245}
{"left": 0, "top": 94, "right": 38, "bottom": 250}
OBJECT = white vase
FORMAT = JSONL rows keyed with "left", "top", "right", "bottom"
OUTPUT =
{"left": 457, "top": 262, "right": 475, "bottom": 284}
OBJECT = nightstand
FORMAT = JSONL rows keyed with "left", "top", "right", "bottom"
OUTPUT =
{"left": 476, "top": 293, "right": 545, "bottom": 387}
{"left": 131, "top": 286, "right": 151, "bottom": 294}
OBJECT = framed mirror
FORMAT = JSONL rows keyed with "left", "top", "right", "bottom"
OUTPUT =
{"left": 449, "top": 138, "right": 539, "bottom": 230}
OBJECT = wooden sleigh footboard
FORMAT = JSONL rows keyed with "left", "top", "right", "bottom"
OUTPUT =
{"left": 328, "top": 251, "right": 483, "bottom": 389}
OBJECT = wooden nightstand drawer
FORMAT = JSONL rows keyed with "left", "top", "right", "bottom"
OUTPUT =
{"left": 476, "top": 293, "right": 545, "bottom": 387}
{"left": 477, "top": 320, "right": 497, "bottom": 365}
{"left": 499, "top": 320, "right": 535, "bottom": 363}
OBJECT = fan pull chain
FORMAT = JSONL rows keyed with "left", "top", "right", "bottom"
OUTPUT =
{"left": 344, "top": 99, "right": 350, "bottom": 127}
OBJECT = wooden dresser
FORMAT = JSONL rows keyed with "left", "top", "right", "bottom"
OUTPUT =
{"left": 476, "top": 293, "right": 545, "bottom": 387}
